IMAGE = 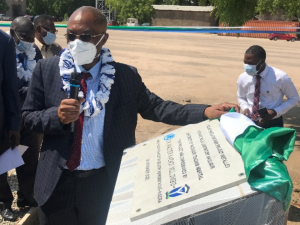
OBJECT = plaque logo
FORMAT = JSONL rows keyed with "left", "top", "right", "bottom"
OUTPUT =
{"left": 166, "top": 184, "right": 190, "bottom": 199}
{"left": 164, "top": 133, "right": 175, "bottom": 141}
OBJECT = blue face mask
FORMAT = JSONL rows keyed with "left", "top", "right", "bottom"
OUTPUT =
{"left": 14, "top": 31, "right": 34, "bottom": 53}
{"left": 42, "top": 31, "right": 57, "bottom": 45}
{"left": 244, "top": 59, "right": 262, "bottom": 76}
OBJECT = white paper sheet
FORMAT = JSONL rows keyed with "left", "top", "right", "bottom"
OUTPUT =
{"left": 17, "top": 145, "right": 28, "bottom": 156}
{"left": 0, "top": 145, "right": 28, "bottom": 175}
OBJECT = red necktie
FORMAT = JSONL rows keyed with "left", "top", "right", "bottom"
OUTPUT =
{"left": 66, "top": 73, "right": 91, "bottom": 171}
{"left": 251, "top": 75, "right": 261, "bottom": 121}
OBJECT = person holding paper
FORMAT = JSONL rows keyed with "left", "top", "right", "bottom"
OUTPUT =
{"left": 22, "top": 6, "right": 240, "bottom": 225}
{"left": 0, "top": 17, "right": 43, "bottom": 221}
{"left": 0, "top": 30, "right": 21, "bottom": 221}
{"left": 237, "top": 45, "right": 299, "bottom": 128}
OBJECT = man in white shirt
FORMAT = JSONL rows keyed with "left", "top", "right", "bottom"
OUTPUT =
{"left": 237, "top": 45, "right": 299, "bottom": 128}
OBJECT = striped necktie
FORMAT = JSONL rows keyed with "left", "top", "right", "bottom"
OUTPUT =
{"left": 251, "top": 74, "right": 262, "bottom": 121}
{"left": 66, "top": 72, "right": 91, "bottom": 171}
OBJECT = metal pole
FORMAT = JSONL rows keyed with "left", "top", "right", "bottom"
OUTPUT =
{"left": 109, "top": 3, "right": 111, "bottom": 21}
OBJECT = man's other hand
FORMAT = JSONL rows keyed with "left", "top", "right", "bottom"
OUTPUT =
{"left": 204, "top": 102, "right": 240, "bottom": 119}
{"left": 58, "top": 98, "right": 85, "bottom": 124}
{"left": 258, "top": 109, "right": 277, "bottom": 125}
{"left": 8, "top": 130, "right": 20, "bottom": 149}
{"left": 243, "top": 108, "right": 251, "bottom": 118}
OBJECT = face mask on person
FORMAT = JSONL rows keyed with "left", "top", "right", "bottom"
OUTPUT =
{"left": 244, "top": 59, "right": 262, "bottom": 76}
{"left": 68, "top": 34, "right": 105, "bottom": 66}
{"left": 42, "top": 31, "right": 57, "bottom": 45}
{"left": 14, "top": 31, "right": 34, "bottom": 53}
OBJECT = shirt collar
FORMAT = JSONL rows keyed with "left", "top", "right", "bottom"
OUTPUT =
{"left": 35, "top": 40, "right": 44, "bottom": 49}
{"left": 259, "top": 64, "right": 269, "bottom": 78}
{"left": 74, "top": 58, "right": 102, "bottom": 81}
{"left": 35, "top": 39, "right": 51, "bottom": 51}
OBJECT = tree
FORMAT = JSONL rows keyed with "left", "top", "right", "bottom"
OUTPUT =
{"left": 27, "top": 0, "right": 95, "bottom": 17}
{"left": 209, "top": 0, "right": 300, "bottom": 26}
{"left": 256, "top": 0, "right": 300, "bottom": 20}
{"left": 106, "top": 0, "right": 155, "bottom": 24}
{"left": 154, "top": 0, "right": 204, "bottom": 5}
{"left": 0, "top": 0, "right": 9, "bottom": 12}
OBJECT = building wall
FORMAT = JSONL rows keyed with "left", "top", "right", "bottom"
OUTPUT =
{"left": 152, "top": 10, "right": 216, "bottom": 26}
{"left": 4, "top": 0, "right": 26, "bottom": 18}
{"left": 257, "top": 9, "right": 294, "bottom": 21}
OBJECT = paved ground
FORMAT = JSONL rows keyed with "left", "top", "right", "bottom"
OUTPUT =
{"left": 1, "top": 25, "right": 300, "bottom": 224}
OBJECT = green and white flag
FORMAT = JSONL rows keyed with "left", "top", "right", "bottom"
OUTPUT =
{"left": 220, "top": 112, "right": 296, "bottom": 210}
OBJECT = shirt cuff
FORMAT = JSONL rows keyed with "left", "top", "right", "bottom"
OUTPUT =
{"left": 240, "top": 103, "right": 251, "bottom": 112}
{"left": 273, "top": 107, "right": 282, "bottom": 117}
{"left": 202, "top": 105, "right": 211, "bottom": 120}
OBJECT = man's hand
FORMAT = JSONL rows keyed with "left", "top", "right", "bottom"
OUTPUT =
{"left": 203, "top": 102, "right": 240, "bottom": 119}
{"left": 7, "top": 130, "right": 20, "bottom": 149}
{"left": 243, "top": 108, "right": 251, "bottom": 118}
{"left": 58, "top": 98, "right": 85, "bottom": 124}
{"left": 258, "top": 109, "right": 277, "bottom": 125}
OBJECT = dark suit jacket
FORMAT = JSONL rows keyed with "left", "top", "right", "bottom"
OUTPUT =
{"left": 22, "top": 56, "right": 208, "bottom": 206}
{"left": 0, "top": 30, "right": 21, "bottom": 141}
{"left": 18, "top": 45, "right": 43, "bottom": 107}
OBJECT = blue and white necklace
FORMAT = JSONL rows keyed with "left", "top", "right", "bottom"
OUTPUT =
{"left": 59, "top": 47, "right": 116, "bottom": 117}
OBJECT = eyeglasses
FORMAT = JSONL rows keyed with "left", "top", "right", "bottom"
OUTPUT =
{"left": 64, "top": 33, "right": 105, "bottom": 42}
{"left": 40, "top": 26, "right": 58, "bottom": 34}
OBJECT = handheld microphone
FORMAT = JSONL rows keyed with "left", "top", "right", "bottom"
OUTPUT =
{"left": 69, "top": 72, "right": 81, "bottom": 132}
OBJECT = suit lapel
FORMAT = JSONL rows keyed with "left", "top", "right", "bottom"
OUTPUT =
{"left": 55, "top": 61, "right": 68, "bottom": 103}
{"left": 103, "top": 80, "right": 118, "bottom": 143}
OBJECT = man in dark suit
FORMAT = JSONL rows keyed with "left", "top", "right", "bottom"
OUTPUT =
{"left": 0, "top": 17, "right": 43, "bottom": 215}
{"left": 0, "top": 30, "right": 21, "bottom": 221}
{"left": 22, "top": 6, "right": 239, "bottom": 225}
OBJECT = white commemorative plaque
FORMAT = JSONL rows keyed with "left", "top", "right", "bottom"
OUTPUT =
{"left": 130, "top": 119, "right": 247, "bottom": 221}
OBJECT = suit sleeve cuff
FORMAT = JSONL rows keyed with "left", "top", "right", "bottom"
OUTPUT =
{"left": 202, "top": 105, "right": 211, "bottom": 120}
{"left": 49, "top": 107, "right": 70, "bottom": 132}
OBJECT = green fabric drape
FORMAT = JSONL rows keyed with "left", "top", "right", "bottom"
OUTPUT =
{"left": 234, "top": 126, "right": 296, "bottom": 210}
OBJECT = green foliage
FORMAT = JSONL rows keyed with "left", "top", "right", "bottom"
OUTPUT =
{"left": 154, "top": 0, "right": 208, "bottom": 5}
{"left": 256, "top": 0, "right": 300, "bottom": 19}
{"left": 198, "top": 0, "right": 210, "bottom": 6}
{"left": 0, "top": 0, "right": 9, "bottom": 12}
{"left": 209, "top": 0, "right": 300, "bottom": 26}
{"left": 26, "top": 0, "right": 300, "bottom": 26}
{"left": 106, "top": 0, "right": 155, "bottom": 24}
{"left": 209, "top": 0, "right": 257, "bottom": 26}
{"left": 27, "top": 0, "right": 95, "bottom": 17}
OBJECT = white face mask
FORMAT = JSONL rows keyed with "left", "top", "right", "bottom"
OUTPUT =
{"left": 244, "top": 59, "right": 262, "bottom": 76}
{"left": 68, "top": 34, "right": 105, "bottom": 66}
{"left": 42, "top": 31, "right": 57, "bottom": 45}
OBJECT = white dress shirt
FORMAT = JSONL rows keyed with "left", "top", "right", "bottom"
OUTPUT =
{"left": 237, "top": 64, "right": 299, "bottom": 118}
{"left": 74, "top": 60, "right": 106, "bottom": 170}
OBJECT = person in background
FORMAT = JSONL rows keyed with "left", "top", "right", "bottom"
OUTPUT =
{"left": 34, "top": 15, "right": 62, "bottom": 58}
{"left": 0, "top": 30, "right": 21, "bottom": 221}
{"left": 237, "top": 45, "right": 299, "bottom": 128}
{"left": 0, "top": 17, "right": 43, "bottom": 221}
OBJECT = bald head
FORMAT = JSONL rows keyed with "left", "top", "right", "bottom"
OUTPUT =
{"left": 10, "top": 16, "right": 35, "bottom": 43}
{"left": 11, "top": 16, "right": 34, "bottom": 32}
{"left": 69, "top": 6, "right": 107, "bottom": 29}
{"left": 66, "top": 6, "right": 109, "bottom": 70}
